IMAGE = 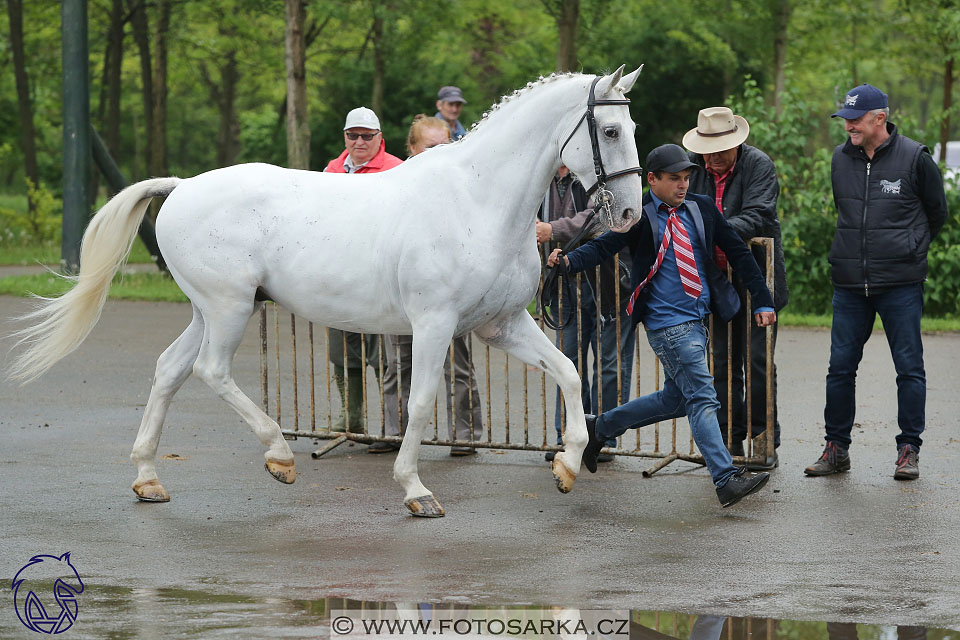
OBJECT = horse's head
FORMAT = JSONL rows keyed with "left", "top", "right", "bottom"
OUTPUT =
{"left": 559, "top": 65, "right": 644, "bottom": 232}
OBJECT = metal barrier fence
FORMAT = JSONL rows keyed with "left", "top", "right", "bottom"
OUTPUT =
{"left": 259, "top": 238, "right": 776, "bottom": 474}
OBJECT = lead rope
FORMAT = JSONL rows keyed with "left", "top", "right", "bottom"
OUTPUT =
{"left": 539, "top": 209, "right": 597, "bottom": 331}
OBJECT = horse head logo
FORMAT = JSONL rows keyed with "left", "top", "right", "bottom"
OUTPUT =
{"left": 12, "top": 553, "right": 84, "bottom": 634}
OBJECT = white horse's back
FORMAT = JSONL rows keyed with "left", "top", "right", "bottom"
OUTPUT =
{"left": 157, "top": 161, "right": 526, "bottom": 334}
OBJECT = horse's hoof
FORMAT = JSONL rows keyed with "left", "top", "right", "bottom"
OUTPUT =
{"left": 132, "top": 479, "right": 170, "bottom": 502}
{"left": 552, "top": 456, "right": 577, "bottom": 494}
{"left": 265, "top": 459, "right": 297, "bottom": 484}
{"left": 405, "top": 494, "right": 445, "bottom": 518}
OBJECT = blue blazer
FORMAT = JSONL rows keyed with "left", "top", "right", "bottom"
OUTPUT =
{"left": 565, "top": 192, "right": 775, "bottom": 325}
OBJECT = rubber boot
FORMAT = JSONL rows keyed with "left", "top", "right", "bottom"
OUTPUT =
{"left": 331, "top": 365, "right": 348, "bottom": 432}
{"left": 344, "top": 369, "right": 366, "bottom": 433}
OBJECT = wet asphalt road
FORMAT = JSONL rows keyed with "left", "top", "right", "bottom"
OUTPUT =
{"left": 1, "top": 295, "right": 959, "bottom": 635}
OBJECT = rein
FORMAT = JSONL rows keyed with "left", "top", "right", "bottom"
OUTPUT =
{"left": 542, "top": 76, "right": 642, "bottom": 331}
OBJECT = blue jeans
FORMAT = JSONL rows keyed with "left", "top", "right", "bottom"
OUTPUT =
{"left": 824, "top": 284, "right": 926, "bottom": 449}
{"left": 595, "top": 320, "right": 736, "bottom": 486}
{"left": 552, "top": 283, "right": 635, "bottom": 446}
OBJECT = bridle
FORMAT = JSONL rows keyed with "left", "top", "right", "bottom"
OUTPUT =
{"left": 541, "top": 76, "right": 643, "bottom": 331}
{"left": 558, "top": 75, "right": 643, "bottom": 229}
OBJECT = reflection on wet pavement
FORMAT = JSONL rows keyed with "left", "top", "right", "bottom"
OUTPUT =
{"left": 0, "top": 590, "right": 956, "bottom": 639}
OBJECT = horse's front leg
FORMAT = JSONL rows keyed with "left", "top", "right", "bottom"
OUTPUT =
{"left": 476, "top": 310, "right": 586, "bottom": 493}
{"left": 395, "top": 319, "right": 458, "bottom": 517}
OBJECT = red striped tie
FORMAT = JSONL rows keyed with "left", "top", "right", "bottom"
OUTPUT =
{"left": 626, "top": 204, "right": 702, "bottom": 314}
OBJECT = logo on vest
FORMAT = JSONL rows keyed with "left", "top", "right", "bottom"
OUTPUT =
{"left": 845, "top": 94, "right": 859, "bottom": 106}
{"left": 880, "top": 179, "right": 902, "bottom": 194}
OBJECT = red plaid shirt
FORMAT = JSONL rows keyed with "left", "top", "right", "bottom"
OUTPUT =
{"left": 707, "top": 161, "right": 736, "bottom": 270}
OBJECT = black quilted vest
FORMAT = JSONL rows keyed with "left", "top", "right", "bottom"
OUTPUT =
{"left": 829, "top": 124, "right": 930, "bottom": 293}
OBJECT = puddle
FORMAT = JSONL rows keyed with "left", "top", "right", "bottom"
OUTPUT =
{"left": 1, "top": 587, "right": 957, "bottom": 639}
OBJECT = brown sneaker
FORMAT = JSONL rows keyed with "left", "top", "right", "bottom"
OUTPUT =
{"left": 804, "top": 441, "right": 850, "bottom": 476}
{"left": 894, "top": 444, "right": 920, "bottom": 480}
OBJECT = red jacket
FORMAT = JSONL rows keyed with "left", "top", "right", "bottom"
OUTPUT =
{"left": 324, "top": 140, "right": 403, "bottom": 173}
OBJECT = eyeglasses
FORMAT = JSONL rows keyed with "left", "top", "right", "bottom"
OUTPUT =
{"left": 345, "top": 132, "right": 379, "bottom": 141}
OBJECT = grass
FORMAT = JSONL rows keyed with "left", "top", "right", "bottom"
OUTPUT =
{"left": 0, "top": 238, "right": 156, "bottom": 266}
{"left": 0, "top": 271, "right": 188, "bottom": 302}
{"left": 779, "top": 310, "right": 960, "bottom": 332}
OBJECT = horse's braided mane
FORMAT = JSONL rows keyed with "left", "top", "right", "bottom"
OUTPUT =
{"left": 458, "top": 72, "right": 587, "bottom": 141}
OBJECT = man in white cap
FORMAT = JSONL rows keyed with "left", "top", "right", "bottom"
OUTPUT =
{"left": 683, "top": 106, "right": 787, "bottom": 471}
{"left": 435, "top": 86, "right": 467, "bottom": 140}
{"left": 324, "top": 106, "right": 403, "bottom": 174}
{"left": 323, "top": 106, "right": 403, "bottom": 438}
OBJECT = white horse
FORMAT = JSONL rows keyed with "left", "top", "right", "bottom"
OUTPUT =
{"left": 10, "top": 66, "right": 644, "bottom": 517}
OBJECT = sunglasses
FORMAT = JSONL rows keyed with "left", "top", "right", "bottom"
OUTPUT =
{"left": 345, "top": 132, "right": 379, "bottom": 141}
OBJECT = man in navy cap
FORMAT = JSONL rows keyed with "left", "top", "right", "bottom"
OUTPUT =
{"left": 548, "top": 144, "right": 776, "bottom": 508}
{"left": 435, "top": 86, "right": 467, "bottom": 140}
{"left": 805, "top": 84, "right": 948, "bottom": 480}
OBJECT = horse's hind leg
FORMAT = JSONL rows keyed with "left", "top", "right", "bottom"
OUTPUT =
{"left": 476, "top": 310, "right": 586, "bottom": 493}
{"left": 192, "top": 301, "right": 296, "bottom": 484}
{"left": 131, "top": 305, "right": 205, "bottom": 502}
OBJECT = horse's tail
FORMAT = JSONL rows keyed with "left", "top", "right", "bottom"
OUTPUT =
{"left": 8, "top": 177, "right": 181, "bottom": 383}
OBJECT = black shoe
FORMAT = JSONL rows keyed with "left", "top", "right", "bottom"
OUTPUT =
{"left": 716, "top": 467, "right": 770, "bottom": 508}
{"left": 894, "top": 444, "right": 920, "bottom": 480}
{"left": 597, "top": 452, "right": 614, "bottom": 464}
{"left": 544, "top": 450, "right": 558, "bottom": 462}
{"left": 368, "top": 441, "right": 401, "bottom": 454}
{"left": 582, "top": 414, "right": 602, "bottom": 473}
{"left": 804, "top": 441, "right": 850, "bottom": 476}
{"left": 450, "top": 446, "right": 477, "bottom": 457}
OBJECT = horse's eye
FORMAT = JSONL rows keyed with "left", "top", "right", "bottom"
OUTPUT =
{"left": 603, "top": 127, "right": 619, "bottom": 139}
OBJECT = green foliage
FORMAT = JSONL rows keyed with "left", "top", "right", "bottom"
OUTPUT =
{"left": 728, "top": 76, "right": 838, "bottom": 314}
{"left": 0, "top": 180, "right": 61, "bottom": 246}
{"left": 925, "top": 184, "right": 960, "bottom": 317}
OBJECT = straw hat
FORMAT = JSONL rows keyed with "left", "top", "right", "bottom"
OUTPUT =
{"left": 682, "top": 107, "right": 750, "bottom": 154}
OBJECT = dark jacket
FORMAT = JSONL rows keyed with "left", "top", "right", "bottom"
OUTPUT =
{"left": 688, "top": 144, "right": 789, "bottom": 310}
{"left": 830, "top": 122, "right": 948, "bottom": 293}
{"left": 565, "top": 192, "right": 774, "bottom": 326}
{"left": 539, "top": 176, "right": 630, "bottom": 316}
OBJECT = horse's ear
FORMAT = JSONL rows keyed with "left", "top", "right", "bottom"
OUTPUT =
{"left": 60, "top": 552, "right": 71, "bottom": 562}
{"left": 597, "top": 64, "right": 626, "bottom": 97}
{"left": 617, "top": 65, "right": 643, "bottom": 95}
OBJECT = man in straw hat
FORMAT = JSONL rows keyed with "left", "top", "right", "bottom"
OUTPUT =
{"left": 548, "top": 144, "right": 776, "bottom": 508}
{"left": 683, "top": 107, "right": 787, "bottom": 471}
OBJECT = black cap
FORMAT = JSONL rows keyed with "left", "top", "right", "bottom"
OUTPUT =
{"left": 832, "top": 84, "right": 888, "bottom": 119}
{"left": 645, "top": 144, "right": 697, "bottom": 173}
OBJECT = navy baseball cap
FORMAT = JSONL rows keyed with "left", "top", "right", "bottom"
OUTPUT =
{"left": 645, "top": 144, "right": 696, "bottom": 173}
{"left": 832, "top": 84, "right": 888, "bottom": 119}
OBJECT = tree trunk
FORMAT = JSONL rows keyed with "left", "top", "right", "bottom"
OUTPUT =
{"left": 555, "top": 0, "right": 579, "bottom": 72}
{"left": 371, "top": 12, "right": 385, "bottom": 117}
{"left": 216, "top": 50, "right": 240, "bottom": 167}
{"left": 150, "top": 0, "right": 170, "bottom": 177}
{"left": 939, "top": 58, "right": 954, "bottom": 164}
{"left": 95, "top": 0, "right": 125, "bottom": 197}
{"left": 285, "top": 0, "right": 310, "bottom": 169}
{"left": 127, "top": 0, "right": 152, "bottom": 180}
{"left": 6, "top": 0, "right": 40, "bottom": 206}
{"left": 772, "top": 0, "right": 790, "bottom": 117}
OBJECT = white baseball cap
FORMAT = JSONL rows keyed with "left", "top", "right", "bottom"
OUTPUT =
{"left": 343, "top": 106, "right": 381, "bottom": 131}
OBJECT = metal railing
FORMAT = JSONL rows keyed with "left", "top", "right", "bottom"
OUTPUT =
{"left": 259, "top": 239, "right": 776, "bottom": 474}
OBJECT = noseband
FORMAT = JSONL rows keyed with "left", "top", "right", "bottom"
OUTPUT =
{"left": 559, "top": 76, "right": 643, "bottom": 228}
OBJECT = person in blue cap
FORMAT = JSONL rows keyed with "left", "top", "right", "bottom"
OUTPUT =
{"left": 548, "top": 144, "right": 777, "bottom": 508}
{"left": 805, "top": 84, "right": 948, "bottom": 480}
